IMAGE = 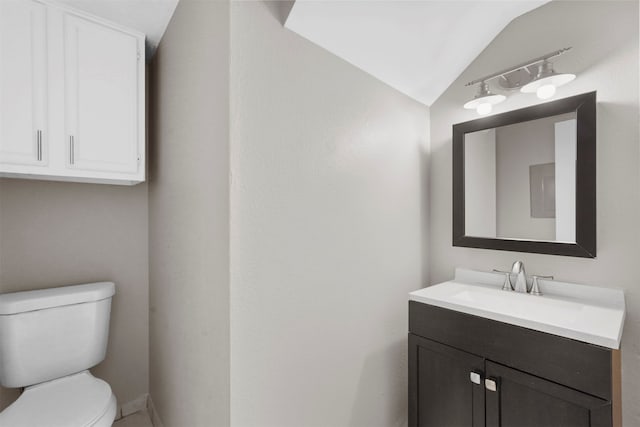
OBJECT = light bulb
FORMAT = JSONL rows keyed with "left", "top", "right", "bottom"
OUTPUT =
{"left": 476, "top": 103, "right": 492, "bottom": 115}
{"left": 536, "top": 84, "right": 557, "bottom": 99}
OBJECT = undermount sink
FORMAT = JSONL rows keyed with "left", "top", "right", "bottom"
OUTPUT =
{"left": 409, "top": 268, "right": 625, "bottom": 349}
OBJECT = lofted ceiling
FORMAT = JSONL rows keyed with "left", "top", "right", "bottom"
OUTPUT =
{"left": 57, "top": 0, "right": 179, "bottom": 59}
{"left": 285, "top": 0, "right": 550, "bottom": 106}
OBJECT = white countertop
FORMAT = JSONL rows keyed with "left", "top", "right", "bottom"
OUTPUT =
{"left": 409, "top": 268, "right": 626, "bottom": 349}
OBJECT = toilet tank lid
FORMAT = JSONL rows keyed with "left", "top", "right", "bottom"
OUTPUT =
{"left": 0, "top": 282, "right": 115, "bottom": 315}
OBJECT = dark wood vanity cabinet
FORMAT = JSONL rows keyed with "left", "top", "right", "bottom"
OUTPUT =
{"left": 409, "top": 302, "right": 621, "bottom": 427}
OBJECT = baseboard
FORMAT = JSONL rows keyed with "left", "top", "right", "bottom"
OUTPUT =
{"left": 113, "top": 393, "right": 150, "bottom": 421}
{"left": 122, "top": 393, "right": 150, "bottom": 417}
{"left": 147, "top": 394, "right": 165, "bottom": 427}
{"left": 112, "top": 392, "right": 164, "bottom": 427}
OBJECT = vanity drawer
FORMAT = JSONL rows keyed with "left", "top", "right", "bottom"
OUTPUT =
{"left": 409, "top": 301, "right": 615, "bottom": 400}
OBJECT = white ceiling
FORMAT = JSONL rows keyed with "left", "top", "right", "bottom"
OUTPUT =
{"left": 58, "top": 0, "right": 179, "bottom": 59}
{"left": 285, "top": 0, "right": 549, "bottom": 106}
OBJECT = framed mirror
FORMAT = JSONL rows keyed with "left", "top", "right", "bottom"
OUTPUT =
{"left": 452, "top": 91, "right": 596, "bottom": 257}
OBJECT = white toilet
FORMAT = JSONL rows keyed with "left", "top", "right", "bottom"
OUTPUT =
{"left": 0, "top": 282, "right": 117, "bottom": 427}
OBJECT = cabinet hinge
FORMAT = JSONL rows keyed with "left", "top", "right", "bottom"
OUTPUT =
{"left": 137, "top": 50, "right": 141, "bottom": 60}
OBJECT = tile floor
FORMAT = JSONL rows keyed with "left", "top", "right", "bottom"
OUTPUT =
{"left": 113, "top": 409, "right": 154, "bottom": 427}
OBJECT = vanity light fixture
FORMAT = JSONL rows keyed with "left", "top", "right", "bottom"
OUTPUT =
{"left": 463, "top": 48, "right": 575, "bottom": 114}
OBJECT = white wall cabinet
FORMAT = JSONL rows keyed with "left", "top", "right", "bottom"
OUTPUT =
{"left": 0, "top": 0, "right": 145, "bottom": 185}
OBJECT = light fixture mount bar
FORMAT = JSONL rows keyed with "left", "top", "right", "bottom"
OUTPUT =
{"left": 465, "top": 47, "right": 572, "bottom": 87}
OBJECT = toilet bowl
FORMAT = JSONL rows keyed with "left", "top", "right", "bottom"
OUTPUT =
{"left": 0, "top": 282, "right": 117, "bottom": 426}
{"left": 0, "top": 371, "right": 117, "bottom": 427}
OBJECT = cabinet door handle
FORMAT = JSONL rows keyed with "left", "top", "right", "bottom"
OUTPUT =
{"left": 69, "top": 135, "right": 75, "bottom": 165}
{"left": 36, "top": 130, "right": 42, "bottom": 161}
{"left": 485, "top": 377, "right": 498, "bottom": 392}
{"left": 469, "top": 371, "right": 483, "bottom": 385}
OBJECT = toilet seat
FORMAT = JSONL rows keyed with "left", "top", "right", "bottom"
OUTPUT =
{"left": 0, "top": 371, "right": 117, "bottom": 427}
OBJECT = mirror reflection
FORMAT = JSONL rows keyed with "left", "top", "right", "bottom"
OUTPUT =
{"left": 464, "top": 112, "right": 577, "bottom": 243}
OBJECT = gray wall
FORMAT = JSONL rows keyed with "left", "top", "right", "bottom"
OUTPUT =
{"left": 230, "top": 2, "right": 429, "bottom": 426}
{"left": 148, "top": 0, "right": 230, "bottom": 425}
{"left": 495, "top": 117, "right": 556, "bottom": 240}
{"left": 429, "top": 1, "right": 639, "bottom": 424}
{"left": 0, "top": 179, "right": 149, "bottom": 413}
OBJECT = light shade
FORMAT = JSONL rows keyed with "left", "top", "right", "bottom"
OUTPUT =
{"left": 463, "top": 82, "right": 506, "bottom": 111}
{"left": 463, "top": 94, "right": 506, "bottom": 110}
{"left": 521, "top": 60, "right": 575, "bottom": 94}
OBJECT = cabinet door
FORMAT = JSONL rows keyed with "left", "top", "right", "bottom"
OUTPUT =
{"left": 485, "top": 361, "right": 612, "bottom": 427}
{"left": 409, "top": 334, "right": 485, "bottom": 427}
{"left": 64, "top": 13, "right": 141, "bottom": 174}
{"left": 0, "top": 0, "right": 47, "bottom": 166}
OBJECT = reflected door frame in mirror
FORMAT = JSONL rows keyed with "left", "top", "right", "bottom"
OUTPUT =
{"left": 453, "top": 91, "right": 596, "bottom": 258}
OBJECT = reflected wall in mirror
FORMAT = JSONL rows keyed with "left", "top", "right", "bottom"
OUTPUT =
{"left": 453, "top": 92, "right": 596, "bottom": 257}
{"left": 465, "top": 112, "right": 576, "bottom": 242}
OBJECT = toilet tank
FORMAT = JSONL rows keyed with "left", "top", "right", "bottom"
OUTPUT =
{"left": 0, "top": 282, "right": 115, "bottom": 388}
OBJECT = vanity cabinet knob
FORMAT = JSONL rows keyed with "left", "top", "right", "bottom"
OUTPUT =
{"left": 469, "top": 371, "right": 483, "bottom": 385}
{"left": 485, "top": 377, "right": 498, "bottom": 392}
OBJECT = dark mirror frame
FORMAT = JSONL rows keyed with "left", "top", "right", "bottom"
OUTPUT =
{"left": 452, "top": 91, "right": 596, "bottom": 258}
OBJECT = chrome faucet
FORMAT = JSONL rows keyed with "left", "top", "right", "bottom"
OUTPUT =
{"left": 494, "top": 261, "right": 553, "bottom": 296}
{"left": 511, "top": 261, "right": 528, "bottom": 293}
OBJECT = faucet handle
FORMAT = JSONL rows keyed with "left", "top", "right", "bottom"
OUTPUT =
{"left": 530, "top": 275, "right": 553, "bottom": 296}
{"left": 493, "top": 269, "right": 513, "bottom": 291}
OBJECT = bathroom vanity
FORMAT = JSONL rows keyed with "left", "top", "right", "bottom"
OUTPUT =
{"left": 408, "top": 269, "right": 624, "bottom": 427}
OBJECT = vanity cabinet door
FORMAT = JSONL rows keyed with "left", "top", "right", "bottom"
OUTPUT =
{"left": 409, "top": 334, "right": 485, "bottom": 427}
{"left": 0, "top": 0, "right": 47, "bottom": 167}
{"left": 485, "top": 361, "right": 612, "bottom": 427}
